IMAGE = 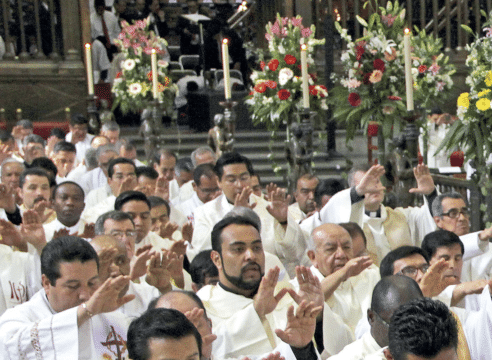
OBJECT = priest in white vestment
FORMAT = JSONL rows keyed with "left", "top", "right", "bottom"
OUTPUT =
{"left": 65, "top": 115, "right": 95, "bottom": 166}
{"left": 78, "top": 144, "right": 118, "bottom": 195}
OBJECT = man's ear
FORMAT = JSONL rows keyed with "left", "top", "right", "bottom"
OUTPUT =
{"left": 367, "top": 308, "right": 376, "bottom": 325}
{"left": 191, "top": 282, "right": 199, "bottom": 293}
{"left": 434, "top": 216, "right": 443, "bottom": 228}
{"left": 41, "top": 274, "right": 51, "bottom": 294}
{"left": 383, "top": 348, "right": 394, "bottom": 360}
{"left": 211, "top": 250, "right": 222, "bottom": 270}
{"left": 307, "top": 250, "right": 316, "bottom": 265}
{"left": 192, "top": 182, "right": 197, "bottom": 192}
{"left": 17, "top": 187, "right": 23, "bottom": 203}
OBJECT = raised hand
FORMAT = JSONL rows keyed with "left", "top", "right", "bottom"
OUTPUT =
{"left": 419, "top": 258, "right": 453, "bottom": 298}
{"left": 169, "top": 239, "right": 188, "bottom": 258}
{"left": 289, "top": 266, "right": 324, "bottom": 309}
{"left": 130, "top": 245, "right": 155, "bottom": 280}
{"left": 0, "top": 183, "right": 17, "bottom": 213}
{"left": 97, "top": 246, "right": 119, "bottom": 283}
{"left": 184, "top": 307, "right": 217, "bottom": 347}
{"left": 409, "top": 164, "right": 435, "bottom": 195}
{"left": 253, "top": 267, "right": 289, "bottom": 319}
{"left": 355, "top": 164, "right": 386, "bottom": 196}
{"left": 0, "top": 219, "right": 25, "bottom": 250}
{"left": 45, "top": 135, "right": 60, "bottom": 158}
{"left": 33, "top": 199, "right": 55, "bottom": 224}
{"left": 116, "top": 176, "right": 136, "bottom": 196}
{"left": 52, "top": 228, "right": 71, "bottom": 240}
{"left": 157, "top": 221, "right": 179, "bottom": 239}
{"left": 266, "top": 187, "right": 290, "bottom": 224}
{"left": 155, "top": 175, "right": 170, "bottom": 200}
{"left": 264, "top": 183, "right": 278, "bottom": 201}
{"left": 182, "top": 221, "right": 193, "bottom": 243}
{"left": 339, "top": 256, "right": 373, "bottom": 282}
{"left": 234, "top": 186, "right": 255, "bottom": 209}
{"left": 0, "top": 143, "right": 13, "bottom": 164}
{"left": 146, "top": 251, "right": 174, "bottom": 293}
{"left": 20, "top": 209, "right": 46, "bottom": 253}
{"left": 275, "top": 300, "right": 323, "bottom": 349}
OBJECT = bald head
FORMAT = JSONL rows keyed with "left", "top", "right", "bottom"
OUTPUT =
{"left": 308, "top": 223, "right": 353, "bottom": 277}
{"left": 91, "top": 234, "right": 126, "bottom": 254}
{"left": 369, "top": 275, "right": 424, "bottom": 348}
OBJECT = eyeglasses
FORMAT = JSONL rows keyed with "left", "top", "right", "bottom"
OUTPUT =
{"left": 397, "top": 264, "right": 429, "bottom": 278}
{"left": 108, "top": 230, "right": 137, "bottom": 239}
{"left": 372, "top": 309, "right": 390, "bottom": 327}
{"left": 441, "top": 207, "right": 470, "bottom": 219}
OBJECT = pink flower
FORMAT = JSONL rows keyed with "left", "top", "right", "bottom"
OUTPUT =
{"left": 291, "top": 17, "right": 303, "bottom": 27}
{"left": 429, "top": 63, "right": 441, "bottom": 76}
{"left": 122, "top": 38, "right": 131, "bottom": 48}
{"left": 369, "top": 70, "right": 383, "bottom": 83}
{"left": 144, "top": 47, "right": 153, "bottom": 55}
{"left": 126, "top": 25, "right": 136, "bottom": 36}
{"left": 280, "top": 27, "right": 288, "bottom": 37}
{"left": 436, "top": 81, "right": 445, "bottom": 91}
{"left": 265, "top": 33, "right": 273, "bottom": 41}
{"left": 301, "top": 28, "right": 312, "bottom": 38}
{"left": 346, "top": 78, "right": 362, "bottom": 89}
{"left": 484, "top": 27, "right": 492, "bottom": 38}
{"left": 270, "top": 21, "right": 280, "bottom": 35}
{"left": 135, "top": 20, "right": 146, "bottom": 29}
{"left": 381, "top": 14, "right": 396, "bottom": 27}
{"left": 282, "top": 17, "right": 289, "bottom": 26}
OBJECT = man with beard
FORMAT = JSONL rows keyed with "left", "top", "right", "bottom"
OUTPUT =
{"left": 43, "top": 182, "right": 94, "bottom": 241}
{"left": 18, "top": 168, "right": 55, "bottom": 224}
{"left": 197, "top": 211, "right": 337, "bottom": 359}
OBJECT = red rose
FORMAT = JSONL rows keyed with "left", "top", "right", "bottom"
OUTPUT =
{"left": 277, "top": 89, "right": 291, "bottom": 100}
{"left": 348, "top": 92, "right": 361, "bottom": 107}
{"left": 309, "top": 73, "right": 318, "bottom": 82}
{"left": 363, "top": 73, "right": 372, "bottom": 85}
{"left": 248, "top": 91, "right": 254, "bottom": 96}
{"left": 418, "top": 65, "right": 428, "bottom": 73}
{"left": 367, "top": 122, "right": 379, "bottom": 137}
{"left": 268, "top": 59, "right": 279, "bottom": 71}
{"left": 266, "top": 80, "right": 277, "bottom": 89}
{"left": 116, "top": 72, "right": 122, "bottom": 79}
{"left": 284, "top": 54, "right": 297, "bottom": 65}
{"left": 373, "top": 59, "right": 385, "bottom": 72}
{"left": 260, "top": 61, "right": 266, "bottom": 70}
{"left": 450, "top": 151, "right": 464, "bottom": 167}
{"left": 254, "top": 82, "right": 267, "bottom": 93}
{"left": 309, "top": 85, "right": 318, "bottom": 96}
{"left": 147, "top": 71, "right": 154, "bottom": 81}
{"left": 356, "top": 46, "right": 365, "bottom": 61}
{"left": 387, "top": 95, "right": 402, "bottom": 100}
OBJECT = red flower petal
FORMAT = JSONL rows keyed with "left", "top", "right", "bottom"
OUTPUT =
{"left": 348, "top": 92, "right": 361, "bottom": 107}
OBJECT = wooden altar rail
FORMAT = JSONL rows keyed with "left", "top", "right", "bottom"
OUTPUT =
{"left": 319, "top": 0, "right": 491, "bottom": 50}
{"left": 431, "top": 174, "right": 484, "bottom": 232}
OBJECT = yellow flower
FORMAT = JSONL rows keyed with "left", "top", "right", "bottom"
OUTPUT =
{"left": 478, "top": 89, "right": 491, "bottom": 97}
{"left": 476, "top": 98, "right": 491, "bottom": 111}
{"left": 486, "top": 71, "right": 492, "bottom": 87}
{"left": 457, "top": 92, "right": 469, "bottom": 108}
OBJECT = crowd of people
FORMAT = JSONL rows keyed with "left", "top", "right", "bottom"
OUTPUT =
{"left": 0, "top": 112, "right": 491, "bottom": 360}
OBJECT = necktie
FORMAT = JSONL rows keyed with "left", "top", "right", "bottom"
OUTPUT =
{"left": 101, "top": 14, "right": 111, "bottom": 48}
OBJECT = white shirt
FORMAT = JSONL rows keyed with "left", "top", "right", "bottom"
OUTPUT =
{"left": 119, "top": 281, "right": 160, "bottom": 319}
{"left": 327, "top": 332, "right": 381, "bottom": 360}
{"left": 66, "top": 163, "right": 88, "bottom": 183}
{"left": 175, "top": 191, "right": 204, "bottom": 223}
{"left": 0, "top": 289, "right": 130, "bottom": 359}
{"left": 43, "top": 218, "right": 87, "bottom": 242}
{"left": 171, "top": 180, "right": 196, "bottom": 206}
{"left": 82, "top": 195, "right": 116, "bottom": 224}
{"left": 85, "top": 183, "right": 112, "bottom": 209}
{"left": 90, "top": 10, "right": 121, "bottom": 45}
{"left": 78, "top": 167, "right": 108, "bottom": 196}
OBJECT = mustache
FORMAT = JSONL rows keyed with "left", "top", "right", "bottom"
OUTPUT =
{"left": 33, "top": 196, "right": 48, "bottom": 205}
{"left": 241, "top": 262, "right": 261, "bottom": 274}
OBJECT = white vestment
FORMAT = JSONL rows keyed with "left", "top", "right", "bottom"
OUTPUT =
{"left": 190, "top": 193, "right": 299, "bottom": 276}
{"left": 169, "top": 178, "right": 180, "bottom": 201}
{"left": 175, "top": 191, "right": 204, "bottom": 223}
{"left": 0, "top": 289, "right": 130, "bottom": 359}
{"left": 78, "top": 167, "right": 107, "bottom": 196}
{"left": 66, "top": 163, "right": 88, "bottom": 183}
{"left": 82, "top": 195, "right": 116, "bottom": 224}
{"left": 327, "top": 332, "right": 381, "bottom": 360}
{"left": 171, "top": 180, "right": 195, "bottom": 206}
{"left": 0, "top": 244, "right": 41, "bottom": 316}
{"left": 85, "top": 183, "right": 112, "bottom": 209}
{"left": 119, "top": 281, "right": 160, "bottom": 319}
{"left": 288, "top": 202, "right": 306, "bottom": 224}
{"left": 43, "top": 218, "right": 87, "bottom": 242}
{"left": 65, "top": 132, "right": 94, "bottom": 166}
{"left": 90, "top": 11, "right": 121, "bottom": 44}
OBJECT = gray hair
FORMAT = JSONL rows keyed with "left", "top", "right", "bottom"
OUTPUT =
{"left": 94, "top": 210, "right": 135, "bottom": 235}
{"left": 95, "top": 144, "right": 118, "bottom": 161}
{"left": 101, "top": 121, "right": 120, "bottom": 132}
{"left": 23, "top": 134, "right": 45, "bottom": 147}
{"left": 224, "top": 206, "right": 262, "bottom": 232}
{"left": 16, "top": 119, "right": 33, "bottom": 129}
{"left": 191, "top": 146, "right": 216, "bottom": 167}
{"left": 431, "top": 192, "right": 465, "bottom": 217}
{"left": 175, "top": 157, "right": 193, "bottom": 178}
{"left": 347, "top": 164, "right": 371, "bottom": 187}
{"left": 85, "top": 148, "right": 98, "bottom": 170}
{"left": 1, "top": 157, "right": 24, "bottom": 168}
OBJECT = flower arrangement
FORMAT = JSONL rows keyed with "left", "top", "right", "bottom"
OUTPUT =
{"left": 245, "top": 14, "right": 326, "bottom": 131}
{"left": 112, "top": 18, "right": 176, "bottom": 114}
{"left": 438, "top": 10, "right": 492, "bottom": 215}
{"left": 329, "top": 1, "right": 455, "bottom": 145}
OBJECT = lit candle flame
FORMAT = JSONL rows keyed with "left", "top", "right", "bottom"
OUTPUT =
{"left": 85, "top": 43, "right": 91, "bottom": 49}
{"left": 404, "top": 28, "right": 410, "bottom": 35}
{"left": 223, "top": 38, "right": 229, "bottom": 45}
{"left": 301, "top": 44, "right": 308, "bottom": 51}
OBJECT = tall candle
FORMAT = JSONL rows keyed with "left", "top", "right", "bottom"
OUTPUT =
{"left": 151, "top": 49, "right": 158, "bottom": 99}
{"left": 301, "top": 43, "right": 310, "bottom": 109}
{"left": 85, "top": 43, "right": 94, "bottom": 95}
{"left": 404, "top": 28, "right": 414, "bottom": 111}
{"left": 222, "top": 38, "right": 231, "bottom": 99}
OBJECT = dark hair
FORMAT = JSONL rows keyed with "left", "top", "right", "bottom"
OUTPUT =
{"left": 41, "top": 236, "right": 99, "bottom": 285}
{"left": 52, "top": 181, "right": 85, "bottom": 200}
{"left": 95, "top": 210, "right": 135, "bottom": 235}
{"left": 193, "top": 163, "right": 216, "bottom": 186}
{"left": 108, "top": 157, "right": 136, "bottom": 179}
{"left": 380, "top": 246, "right": 429, "bottom": 277}
{"left": 53, "top": 141, "right": 76, "bottom": 154}
{"left": 148, "top": 196, "right": 170, "bottom": 215}
{"left": 314, "top": 179, "right": 345, "bottom": 206}
{"left": 19, "top": 167, "right": 51, "bottom": 188}
{"left": 70, "top": 113, "right": 89, "bottom": 126}
{"left": 339, "top": 222, "right": 367, "bottom": 247}
{"left": 16, "top": 119, "right": 33, "bottom": 129}
{"left": 127, "top": 308, "right": 202, "bottom": 360}
{"left": 421, "top": 230, "right": 464, "bottom": 259}
{"left": 23, "top": 134, "right": 45, "bottom": 148}
{"left": 0, "top": 129, "right": 13, "bottom": 143}
{"left": 214, "top": 152, "right": 254, "bottom": 180}
{"left": 29, "top": 157, "right": 58, "bottom": 182}
{"left": 153, "top": 149, "right": 177, "bottom": 166}
{"left": 189, "top": 250, "right": 218, "bottom": 287}
{"left": 50, "top": 128, "right": 66, "bottom": 140}
{"left": 389, "top": 298, "right": 458, "bottom": 360}
{"left": 136, "top": 166, "right": 159, "bottom": 180}
{"left": 115, "top": 191, "right": 151, "bottom": 211}
{"left": 211, "top": 213, "right": 260, "bottom": 253}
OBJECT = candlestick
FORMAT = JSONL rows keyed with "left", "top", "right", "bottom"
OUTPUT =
{"left": 404, "top": 28, "right": 414, "bottom": 111}
{"left": 151, "top": 49, "right": 158, "bottom": 99}
{"left": 85, "top": 43, "right": 94, "bottom": 95}
{"left": 222, "top": 38, "right": 231, "bottom": 100}
{"left": 301, "top": 43, "right": 310, "bottom": 109}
